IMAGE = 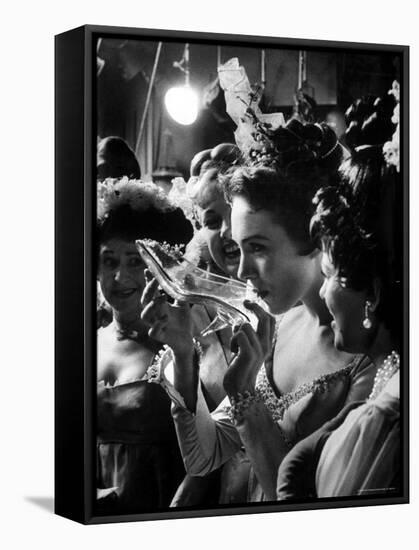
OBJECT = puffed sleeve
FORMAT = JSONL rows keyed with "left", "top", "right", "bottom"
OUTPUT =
{"left": 315, "top": 393, "right": 400, "bottom": 497}
{"left": 276, "top": 401, "right": 362, "bottom": 500}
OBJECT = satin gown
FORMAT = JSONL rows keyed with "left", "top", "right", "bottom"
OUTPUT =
{"left": 96, "top": 373, "right": 184, "bottom": 514}
{"left": 276, "top": 372, "right": 400, "bottom": 499}
{"left": 167, "top": 346, "right": 376, "bottom": 503}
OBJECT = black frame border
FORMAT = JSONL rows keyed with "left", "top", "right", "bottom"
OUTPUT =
{"left": 54, "top": 24, "right": 409, "bottom": 525}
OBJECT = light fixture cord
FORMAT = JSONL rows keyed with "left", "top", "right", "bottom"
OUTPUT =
{"left": 184, "top": 43, "right": 190, "bottom": 86}
{"left": 135, "top": 41, "right": 163, "bottom": 157}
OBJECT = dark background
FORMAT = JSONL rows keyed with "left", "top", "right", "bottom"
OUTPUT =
{"left": 97, "top": 38, "right": 400, "bottom": 178}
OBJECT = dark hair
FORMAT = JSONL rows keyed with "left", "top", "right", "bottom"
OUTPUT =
{"left": 98, "top": 205, "right": 193, "bottom": 246}
{"left": 311, "top": 148, "right": 401, "bottom": 339}
{"left": 97, "top": 136, "right": 141, "bottom": 179}
{"left": 97, "top": 180, "right": 193, "bottom": 246}
{"left": 226, "top": 120, "right": 343, "bottom": 252}
{"left": 344, "top": 95, "right": 396, "bottom": 151}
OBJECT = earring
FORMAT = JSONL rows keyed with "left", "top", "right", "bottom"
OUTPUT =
{"left": 363, "top": 300, "right": 372, "bottom": 329}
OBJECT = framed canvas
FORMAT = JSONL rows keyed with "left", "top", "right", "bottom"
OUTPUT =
{"left": 55, "top": 24, "right": 409, "bottom": 524}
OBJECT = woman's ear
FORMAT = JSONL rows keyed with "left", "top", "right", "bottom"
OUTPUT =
{"left": 368, "top": 278, "right": 382, "bottom": 312}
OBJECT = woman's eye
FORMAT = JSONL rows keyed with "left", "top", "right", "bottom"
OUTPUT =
{"left": 204, "top": 216, "right": 222, "bottom": 230}
{"left": 102, "top": 257, "right": 117, "bottom": 269}
{"left": 249, "top": 243, "right": 266, "bottom": 253}
{"left": 128, "top": 257, "right": 144, "bottom": 268}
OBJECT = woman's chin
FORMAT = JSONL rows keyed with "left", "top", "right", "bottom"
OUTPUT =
{"left": 110, "top": 298, "right": 142, "bottom": 316}
{"left": 263, "top": 295, "right": 281, "bottom": 315}
{"left": 224, "top": 263, "right": 239, "bottom": 278}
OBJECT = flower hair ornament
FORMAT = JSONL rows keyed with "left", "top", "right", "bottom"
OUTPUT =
{"left": 97, "top": 176, "right": 174, "bottom": 223}
{"left": 218, "top": 58, "right": 342, "bottom": 170}
{"left": 168, "top": 176, "right": 199, "bottom": 229}
{"left": 383, "top": 80, "right": 400, "bottom": 172}
{"left": 218, "top": 57, "right": 286, "bottom": 157}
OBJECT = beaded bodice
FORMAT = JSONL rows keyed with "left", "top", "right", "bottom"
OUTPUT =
{"left": 255, "top": 362, "right": 354, "bottom": 423}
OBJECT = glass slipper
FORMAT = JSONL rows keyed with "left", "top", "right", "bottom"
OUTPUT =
{"left": 136, "top": 239, "right": 262, "bottom": 336}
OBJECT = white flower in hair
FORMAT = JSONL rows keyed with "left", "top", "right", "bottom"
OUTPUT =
{"left": 218, "top": 58, "right": 285, "bottom": 158}
{"left": 383, "top": 80, "right": 400, "bottom": 173}
{"left": 97, "top": 177, "right": 174, "bottom": 221}
{"left": 168, "top": 177, "right": 197, "bottom": 227}
{"left": 383, "top": 141, "right": 399, "bottom": 172}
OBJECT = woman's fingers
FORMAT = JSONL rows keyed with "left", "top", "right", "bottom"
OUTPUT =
{"left": 141, "top": 295, "right": 168, "bottom": 326}
{"left": 148, "top": 319, "right": 167, "bottom": 341}
{"left": 244, "top": 300, "right": 276, "bottom": 355}
{"left": 141, "top": 276, "right": 161, "bottom": 308}
{"left": 230, "top": 328, "right": 253, "bottom": 361}
{"left": 238, "top": 322, "right": 262, "bottom": 352}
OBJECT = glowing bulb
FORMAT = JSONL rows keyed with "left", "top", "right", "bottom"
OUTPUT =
{"left": 164, "top": 85, "right": 199, "bottom": 125}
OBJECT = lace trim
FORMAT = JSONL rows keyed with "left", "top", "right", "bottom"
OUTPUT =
{"left": 254, "top": 362, "right": 354, "bottom": 423}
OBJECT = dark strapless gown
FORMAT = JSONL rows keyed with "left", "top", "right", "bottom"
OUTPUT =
{"left": 96, "top": 378, "right": 185, "bottom": 515}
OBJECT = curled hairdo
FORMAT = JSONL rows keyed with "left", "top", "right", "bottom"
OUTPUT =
{"left": 344, "top": 94, "right": 396, "bottom": 151}
{"left": 310, "top": 185, "right": 377, "bottom": 290}
{"left": 225, "top": 120, "right": 343, "bottom": 252}
{"left": 311, "top": 152, "right": 401, "bottom": 339}
{"left": 246, "top": 118, "right": 343, "bottom": 173}
{"left": 188, "top": 143, "right": 242, "bottom": 213}
{"left": 97, "top": 177, "right": 193, "bottom": 245}
{"left": 190, "top": 143, "right": 242, "bottom": 178}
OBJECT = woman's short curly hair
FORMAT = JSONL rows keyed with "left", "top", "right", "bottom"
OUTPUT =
{"left": 188, "top": 143, "right": 242, "bottom": 201}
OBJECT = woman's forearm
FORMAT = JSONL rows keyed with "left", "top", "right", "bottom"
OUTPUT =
{"left": 171, "top": 390, "right": 242, "bottom": 476}
{"left": 234, "top": 400, "right": 291, "bottom": 501}
{"left": 172, "top": 346, "right": 199, "bottom": 413}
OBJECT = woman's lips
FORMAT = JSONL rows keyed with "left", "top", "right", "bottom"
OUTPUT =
{"left": 222, "top": 241, "right": 240, "bottom": 261}
{"left": 112, "top": 288, "right": 137, "bottom": 298}
{"left": 253, "top": 289, "right": 269, "bottom": 300}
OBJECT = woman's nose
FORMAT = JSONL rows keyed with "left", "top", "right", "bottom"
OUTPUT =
{"left": 237, "top": 254, "right": 254, "bottom": 281}
{"left": 319, "top": 278, "right": 327, "bottom": 300}
{"left": 220, "top": 217, "right": 232, "bottom": 240}
{"left": 114, "top": 266, "right": 129, "bottom": 284}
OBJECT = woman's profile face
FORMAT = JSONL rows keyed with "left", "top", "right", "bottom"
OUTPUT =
{"left": 196, "top": 171, "right": 240, "bottom": 278}
{"left": 231, "top": 196, "right": 317, "bottom": 314}
{"left": 319, "top": 252, "right": 370, "bottom": 352}
{"left": 98, "top": 238, "right": 146, "bottom": 314}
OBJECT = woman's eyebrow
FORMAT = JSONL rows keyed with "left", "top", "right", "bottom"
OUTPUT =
{"left": 241, "top": 235, "right": 270, "bottom": 244}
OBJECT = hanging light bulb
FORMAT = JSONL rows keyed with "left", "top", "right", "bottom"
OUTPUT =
{"left": 165, "top": 85, "right": 199, "bottom": 125}
{"left": 164, "top": 44, "right": 199, "bottom": 125}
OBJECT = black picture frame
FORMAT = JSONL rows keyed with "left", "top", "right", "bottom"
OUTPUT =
{"left": 55, "top": 24, "right": 409, "bottom": 525}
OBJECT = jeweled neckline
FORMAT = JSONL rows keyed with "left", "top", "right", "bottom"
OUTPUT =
{"left": 368, "top": 351, "right": 400, "bottom": 401}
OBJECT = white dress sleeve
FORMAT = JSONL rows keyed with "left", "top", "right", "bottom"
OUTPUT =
{"left": 171, "top": 386, "right": 243, "bottom": 476}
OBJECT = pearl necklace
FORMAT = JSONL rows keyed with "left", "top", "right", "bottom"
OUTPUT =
{"left": 368, "top": 351, "right": 400, "bottom": 401}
